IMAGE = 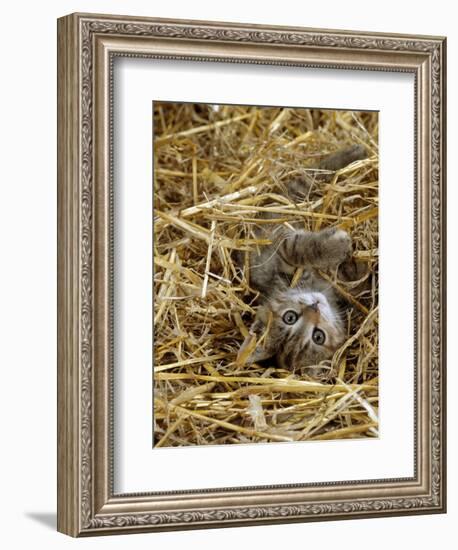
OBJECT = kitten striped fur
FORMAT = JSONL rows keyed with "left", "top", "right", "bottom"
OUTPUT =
{"left": 238, "top": 144, "right": 367, "bottom": 375}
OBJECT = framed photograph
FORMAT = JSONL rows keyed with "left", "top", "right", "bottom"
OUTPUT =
{"left": 57, "top": 13, "right": 446, "bottom": 536}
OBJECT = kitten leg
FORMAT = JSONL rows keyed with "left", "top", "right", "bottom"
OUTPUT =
{"left": 237, "top": 305, "right": 276, "bottom": 365}
{"left": 277, "top": 227, "right": 352, "bottom": 270}
{"left": 284, "top": 177, "right": 313, "bottom": 202}
{"left": 338, "top": 257, "right": 369, "bottom": 282}
{"left": 318, "top": 144, "right": 367, "bottom": 171}
{"left": 283, "top": 144, "right": 368, "bottom": 201}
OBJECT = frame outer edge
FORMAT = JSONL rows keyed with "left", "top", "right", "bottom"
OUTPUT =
{"left": 57, "top": 14, "right": 82, "bottom": 537}
{"left": 439, "top": 37, "right": 447, "bottom": 512}
{"left": 69, "top": 11, "right": 447, "bottom": 42}
{"left": 56, "top": 12, "right": 447, "bottom": 536}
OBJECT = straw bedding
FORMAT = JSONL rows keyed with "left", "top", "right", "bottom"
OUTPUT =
{"left": 153, "top": 103, "right": 378, "bottom": 447}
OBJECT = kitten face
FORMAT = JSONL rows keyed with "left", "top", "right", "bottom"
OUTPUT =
{"left": 243, "top": 288, "right": 345, "bottom": 371}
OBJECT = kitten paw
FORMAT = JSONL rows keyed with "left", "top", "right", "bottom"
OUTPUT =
{"left": 323, "top": 228, "right": 352, "bottom": 265}
{"left": 329, "top": 228, "right": 351, "bottom": 245}
{"left": 338, "top": 258, "right": 369, "bottom": 281}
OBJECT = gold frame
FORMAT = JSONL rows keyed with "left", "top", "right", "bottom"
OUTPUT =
{"left": 57, "top": 12, "right": 446, "bottom": 536}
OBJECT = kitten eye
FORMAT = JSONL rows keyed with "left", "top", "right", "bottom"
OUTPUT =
{"left": 282, "top": 310, "right": 299, "bottom": 325}
{"left": 312, "top": 328, "right": 326, "bottom": 345}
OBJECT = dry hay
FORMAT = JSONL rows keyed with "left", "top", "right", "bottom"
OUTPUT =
{"left": 153, "top": 103, "right": 379, "bottom": 447}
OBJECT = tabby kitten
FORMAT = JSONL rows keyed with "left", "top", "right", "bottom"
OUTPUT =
{"left": 238, "top": 144, "right": 367, "bottom": 374}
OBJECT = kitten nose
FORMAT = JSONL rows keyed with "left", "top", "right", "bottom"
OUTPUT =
{"left": 309, "top": 302, "right": 319, "bottom": 312}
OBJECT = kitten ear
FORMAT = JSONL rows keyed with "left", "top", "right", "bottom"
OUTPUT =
{"left": 237, "top": 306, "right": 275, "bottom": 365}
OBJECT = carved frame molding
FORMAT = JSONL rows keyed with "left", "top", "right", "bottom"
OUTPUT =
{"left": 57, "top": 13, "right": 446, "bottom": 536}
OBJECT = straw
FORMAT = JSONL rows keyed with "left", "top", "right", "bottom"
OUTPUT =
{"left": 153, "top": 103, "right": 379, "bottom": 447}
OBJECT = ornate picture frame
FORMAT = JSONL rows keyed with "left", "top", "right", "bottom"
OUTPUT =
{"left": 57, "top": 12, "right": 446, "bottom": 536}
